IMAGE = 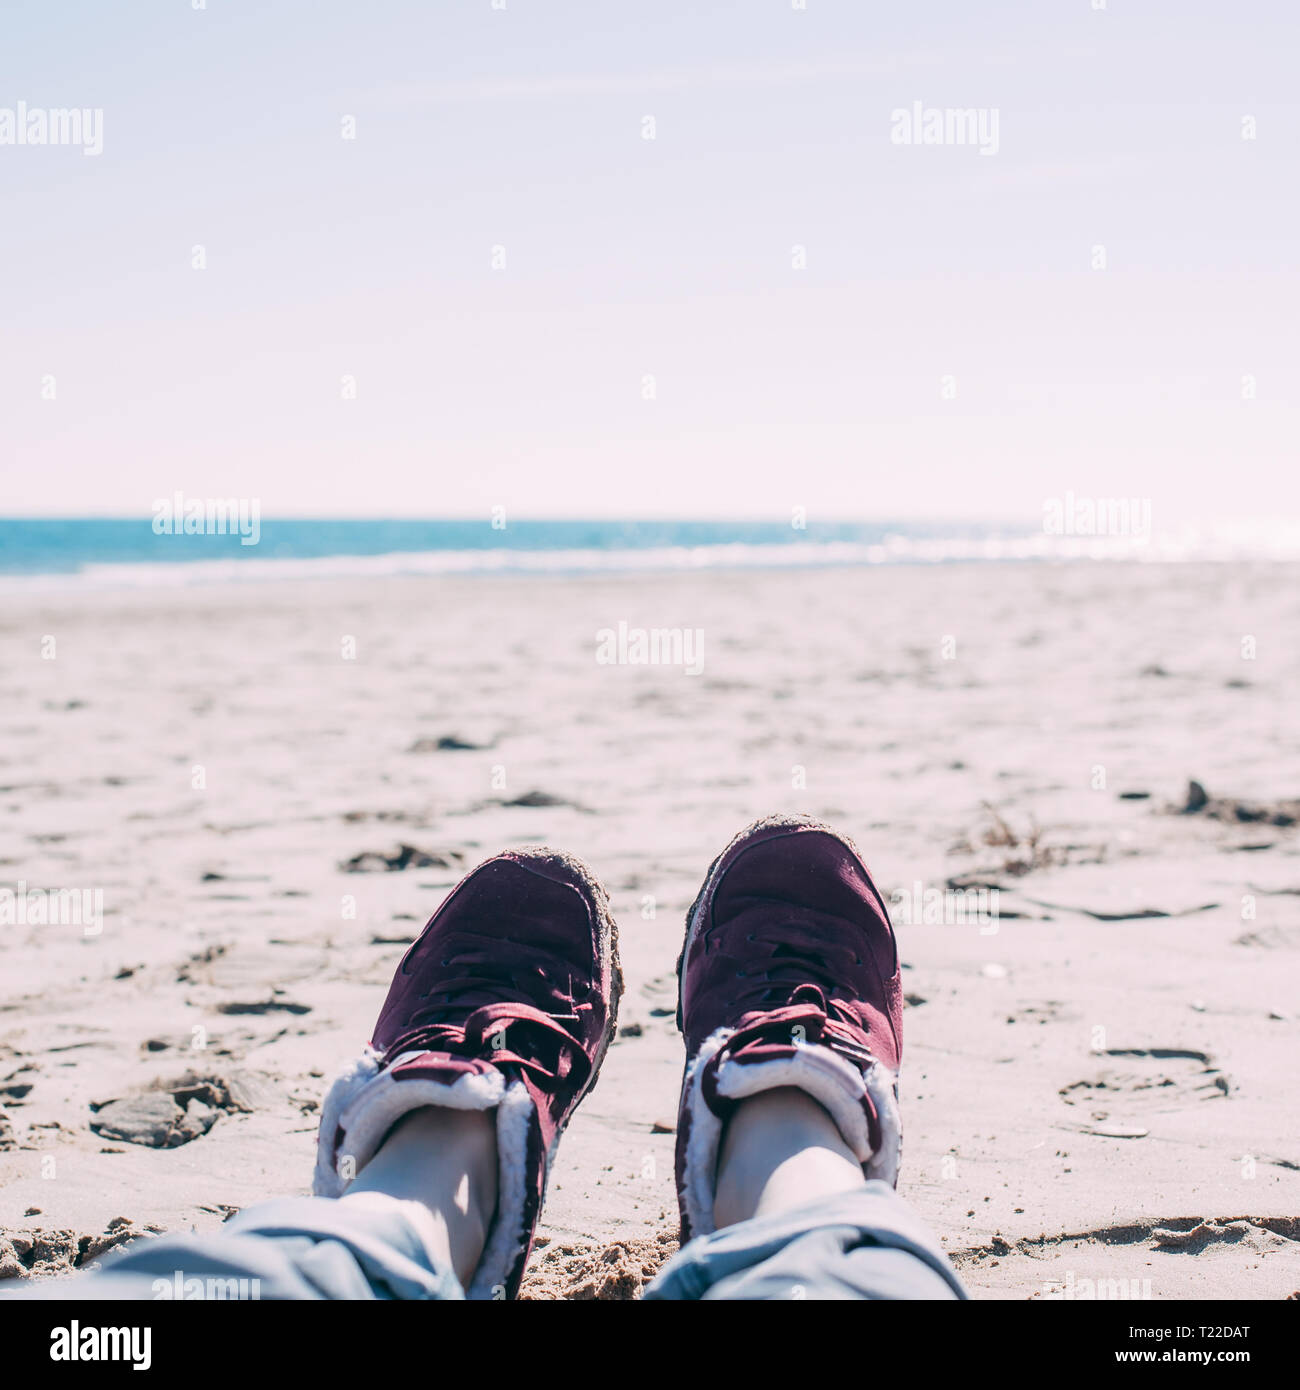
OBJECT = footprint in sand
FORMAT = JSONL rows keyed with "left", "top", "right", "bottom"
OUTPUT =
{"left": 961, "top": 1214, "right": 1300, "bottom": 1260}
{"left": 87, "top": 1070, "right": 287, "bottom": 1149}
{"left": 1059, "top": 1047, "right": 1230, "bottom": 1122}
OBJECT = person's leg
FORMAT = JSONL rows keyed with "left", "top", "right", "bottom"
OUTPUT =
{"left": 7, "top": 1113, "right": 474, "bottom": 1302}
{"left": 7, "top": 847, "right": 619, "bottom": 1302}
{"left": 646, "top": 815, "right": 966, "bottom": 1301}
{"left": 312, "top": 846, "right": 620, "bottom": 1301}
{"left": 712, "top": 1087, "right": 863, "bottom": 1229}
{"left": 658, "top": 1084, "right": 961, "bottom": 1300}
{"left": 342, "top": 1105, "right": 497, "bottom": 1289}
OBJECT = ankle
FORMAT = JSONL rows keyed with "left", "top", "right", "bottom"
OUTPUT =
{"left": 712, "top": 1087, "right": 865, "bottom": 1230}
{"left": 345, "top": 1105, "right": 498, "bottom": 1286}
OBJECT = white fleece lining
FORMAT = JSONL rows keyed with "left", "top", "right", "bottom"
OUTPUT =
{"left": 679, "top": 1027, "right": 732, "bottom": 1240}
{"left": 680, "top": 1027, "right": 901, "bottom": 1238}
{"left": 312, "top": 1047, "right": 536, "bottom": 1300}
{"left": 862, "top": 1059, "right": 902, "bottom": 1188}
{"left": 466, "top": 1081, "right": 533, "bottom": 1301}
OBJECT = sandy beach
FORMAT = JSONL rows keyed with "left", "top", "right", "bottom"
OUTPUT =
{"left": 1, "top": 559, "right": 1297, "bottom": 1299}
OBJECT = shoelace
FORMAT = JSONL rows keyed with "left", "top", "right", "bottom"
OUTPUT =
{"left": 709, "top": 986, "right": 883, "bottom": 1160}
{"left": 720, "top": 985, "right": 878, "bottom": 1069}
{"left": 699, "top": 915, "right": 884, "bottom": 1064}
{"left": 388, "top": 928, "right": 594, "bottom": 1092}
{"left": 388, "top": 1001, "right": 593, "bottom": 1091}
{"left": 716, "top": 913, "right": 870, "bottom": 994}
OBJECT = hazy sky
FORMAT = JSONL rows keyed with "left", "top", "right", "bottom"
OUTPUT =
{"left": 1, "top": 0, "right": 1296, "bottom": 526}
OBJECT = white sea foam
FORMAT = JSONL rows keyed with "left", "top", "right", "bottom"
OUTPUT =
{"left": 1, "top": 526, "right": 1297, "bottom": 595}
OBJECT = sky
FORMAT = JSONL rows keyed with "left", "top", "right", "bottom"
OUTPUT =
{"left": 0, "top": 0, "right": 1297, "bottom": 528}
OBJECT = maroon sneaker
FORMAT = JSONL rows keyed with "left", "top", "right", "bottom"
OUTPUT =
{"left": 314, "top": 848, "right": 621, "bottom": 1299}
{"left": 674, "top": 815, "right": 902, "bottom": 1240}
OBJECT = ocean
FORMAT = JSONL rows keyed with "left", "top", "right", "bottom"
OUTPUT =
{"left": 0, "top": 516, "right": 1292, "bottom": 591}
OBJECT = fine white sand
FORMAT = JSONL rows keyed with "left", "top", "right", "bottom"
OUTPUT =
{"left": 1, "top": 561, "right": 1297, "bottom": 1298}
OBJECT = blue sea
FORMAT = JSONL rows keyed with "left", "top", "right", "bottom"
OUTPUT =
{"left": 0, "top": 516, "right": 1291, "bottom": 590}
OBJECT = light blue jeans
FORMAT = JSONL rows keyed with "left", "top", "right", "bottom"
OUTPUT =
{"left": 10, "top": 1182, "right": 966, "bottom": 1301}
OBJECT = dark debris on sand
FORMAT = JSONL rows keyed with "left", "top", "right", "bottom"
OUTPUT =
{"left": 341, "top": 844, "right": 467, "bottom": 873}
{"left": 1174, "top": 780, "right": 1299, "bottom": 827}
